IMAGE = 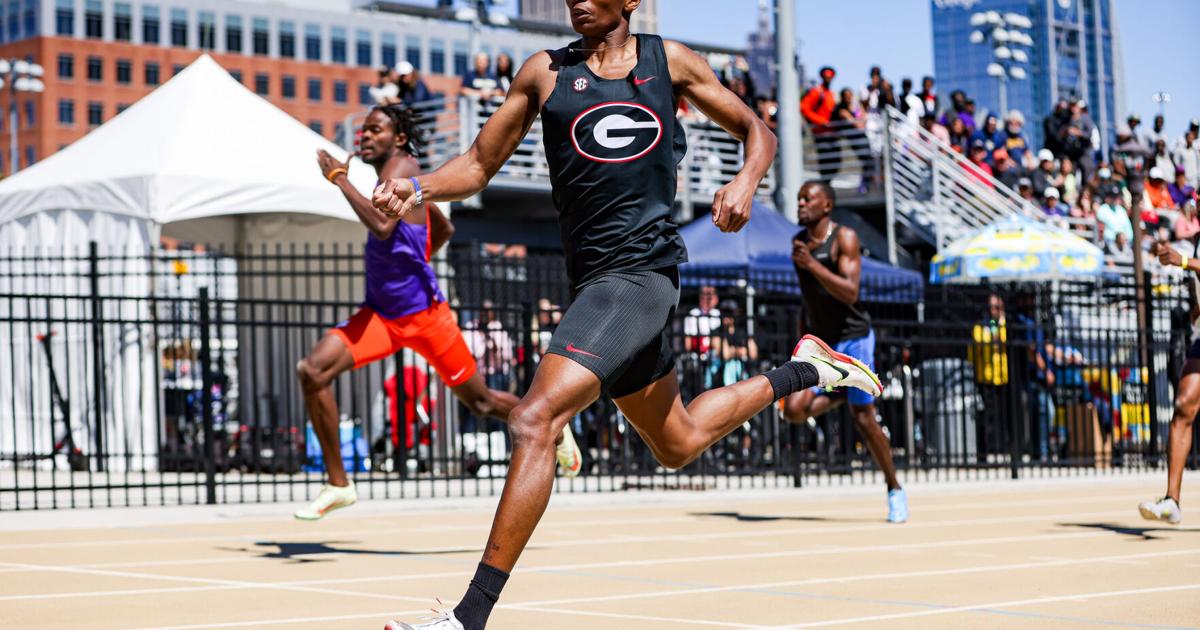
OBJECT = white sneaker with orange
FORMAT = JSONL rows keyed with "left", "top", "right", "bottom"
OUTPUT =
{"left": 293, "top": 481, "right": 357, "bottom": 520}
{"left": 792, "top": 334, "right": 883, "bottom": 396}
{"left": 556, "top": 425, "right": 583, "bottom": 478}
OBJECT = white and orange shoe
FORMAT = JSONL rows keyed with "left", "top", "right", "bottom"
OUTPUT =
{"left": 791, "top": 334, "right": 883, "bottom": 396}
{"left": 556, "top": 425, "right": 583, "bottom": 478}
{"left": 293, "top": 481, "right": 357, "bottom": 521}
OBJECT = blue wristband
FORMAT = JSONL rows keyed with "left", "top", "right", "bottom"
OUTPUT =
{"left": 409, "top": 177, "right": 424, "bottom": 207}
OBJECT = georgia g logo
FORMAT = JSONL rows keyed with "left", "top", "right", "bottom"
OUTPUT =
{"left": 570, "top": 101, "right": 663, "bottom": 163}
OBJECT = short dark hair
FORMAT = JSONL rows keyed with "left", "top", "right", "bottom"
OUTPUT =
{"left": 803, "top": 179, "right": 837, "bottom": 206}
{"left": 369, "top": 103, "right": 425, "bottom": 157}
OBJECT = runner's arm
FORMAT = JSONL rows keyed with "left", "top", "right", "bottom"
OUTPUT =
{"left": 373, "top": 53, "right": 547, "bottom": 216}
{"left": 804, "top": 229, "right": 862, "bottom": 306}
{"left": 666, "top": 40, "right": 777, "bottom": 233}
{"left": 427, "top": 203, "right": 455, "bottom": 254}
{"left": 318, "top": 149, "right": 400, "bottom": 240}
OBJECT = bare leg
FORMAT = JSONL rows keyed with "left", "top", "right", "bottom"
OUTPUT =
{"left": 614, "top": 368, "right": 779, "bottom": 469}
{"left": 295, "top": 334, "right": 356, "bottom": 487}
{"left": 1166, "top": 363, "right": 1200, "bottom": 502}
{"left": 781, "top": 389, "right": 842, "bottom": 424}
{"left": 851, "top": 404, "right": 901, "bottom": 490}
{"left": 478, "top": 355, "right": 600, "bottom": 571}
{"left": 450, "top": 372, "right": 566, "bottom": 446}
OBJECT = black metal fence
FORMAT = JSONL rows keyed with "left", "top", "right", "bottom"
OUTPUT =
{"left": 1, "top": 242, "right": 1197, "bottom": 510}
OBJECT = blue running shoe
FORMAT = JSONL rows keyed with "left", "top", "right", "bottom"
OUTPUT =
{"left": 887, "top": 488, "right": 908, "bottom": 523}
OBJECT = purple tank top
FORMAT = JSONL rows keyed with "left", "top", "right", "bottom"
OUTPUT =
{"left": 363, "top": 205, "right": 445, "bottom": 319}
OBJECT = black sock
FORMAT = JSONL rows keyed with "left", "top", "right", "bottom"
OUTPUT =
{"left": 763, "top": 361, "right": 821, "bottom": 400}
{"left": 452, "top": 562, "right": 509, "bottom": 630}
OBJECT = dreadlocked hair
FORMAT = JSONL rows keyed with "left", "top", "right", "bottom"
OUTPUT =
{"left": 372, "top": 103, "right": 425, "bottom": 158}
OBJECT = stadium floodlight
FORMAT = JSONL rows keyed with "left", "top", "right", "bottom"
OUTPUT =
{"left": 13, "top": 59, "right": 28, "bottom": 74}
{"left": 993, "top": 46, "right": 1012, "bottom": 60}
{"left": 986, "top": 11, "right": 1002, "bottom": 24}
{"left": 969, "top": 30, "right": 985, "bottom": 44}
{"left": 0, "top": 60, "right": 10, "bottom": 75}
{"left": 1, "top": 56, "right": 49, "bottom": 175}
{"left": 1004, "top": 12, "right": 1033, "bottom": 28}
{"left": 970, "top": 12, "right": 988, "bottom": 26}
{"left": 454, "top": 7, "right": 476, "bottom": 22}
{"left": 992, "top": 27, "right": 1009, "bottom": 42}
{"left": 1009, "top": 67, "right": 1027, "bottom": 80}
{"left": 1012, "top": 49, "right": 1028, "bottom": 63}
{"left": 26, "top": 63, "right": 43, "bottom": 77}
{"left": 488, "top": 12, "right": 510, "bottom": 26}
{"left": 987, "top": 63, "right": 1005, "bottom": 77}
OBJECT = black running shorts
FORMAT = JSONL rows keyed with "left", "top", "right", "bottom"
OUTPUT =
{"left": 546, "top": 267, "right": 679, "bottom": 398}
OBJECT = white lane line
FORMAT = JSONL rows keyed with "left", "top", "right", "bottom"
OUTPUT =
{"left": 507, "top": 605, "right": 766, "bottom": 628}
{"left": 0, "top": 491, "right": 1152, "bottom": 552}
{"left": 771, "top": 583, "right": 1200, "bottom": 628}
{"left": 500, "top": 549, "right": 1200, "bottom": 610}
{"left": 133, "top": 608, "right": 430, "bottom": 630}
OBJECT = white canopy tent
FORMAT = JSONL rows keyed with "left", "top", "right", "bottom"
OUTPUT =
{"left": 0, "top": 54, "right": 382, "bottom": 470}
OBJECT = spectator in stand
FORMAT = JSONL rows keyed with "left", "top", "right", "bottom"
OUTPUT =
{"left": 1173, "top": 123, "right": 1200, "bottom": 188}
{"left": 963, "top": 98, "right": 979, "bottom": 132}
{"left": 920, "top": 111, "right": 950, "bottom": 145}
{"left": 1096, "top": 186, "right": 1133, "bottom": 243}
{"left": 1105, "top": 231, "right": 1135, "bottom": 269}
{"left": 1152, "top": 139, "right": 1177, "bottom": 179}
{"left": 832, "top": 88, "right": 874, "bottom": 191}
{"left": 460, "top": 52, "right": 499, "bottom": 102}
{"left": 1111, "top": 124, "right": 1151, "bottom": 205}
{"left": 494, "top": 52, "right": 515, "bottom": 95}
{"left": 1002, "top": 110, "right": 1033, "bottom": 168}
{"left": 1072, "top": 186, "right": 1096, "bottom": 223}
{"left": 966, "top": 139, "right": 994, "bottom": 187}
{"left": 993, "top": 148, "right": 1024, "bottom": 190}
{"left": 918, "top": 76, "right": 938, "bottom": 119}
{"left": 1126, "top": 113, "right": 1143, "bottom": 145}
{"left": 755, "top": 95, "right": 779, "bottom": 133}
{"left": 899, "top": 77, "right": 922, "bottom": 121}
{"left": 947, "top": 116, "right": 971, "bottom": 154}
{"left": 802, "top": 66, "right": 839, "bottom": 181}
{"left": 1079, "top": 100, "right": 1102, "bottom": 155}
{"left": 370, "top": 64, "right": 401, "bottom": 105}
{"left": 1060, "top": 156, "right": 1080, "bottom": 205}
{"left": 397, "top": 62, "right": 432, "bottom": 105}
{"left": 1059, "top": 99, "right": 1095, "bottom": 181}
{"left": 1170, "top": 166, "right": 1196, "bottom": 208}
{"left": 1145, "top": 114, "right": 1168, "bottom": 149}
{"left": 1032, "top": 149, "right": 1063, "bottom": 198}
{"left": 940, "top": 90, "right": 974, "bottom": 133}
{"left": 972, "top": 114, "right": 1005, "bottom": 164}
{"left": 1043, "top": 99, "right": 1069, "bottom": 157}
{"left": 1175, "top": 197, "right": 1200, "bottom": 242}
{"left": 862, "top": 66, "right": 895, "bottom": 112}
{"left": 1145, "top": 166, "right": 1176, "bottom": 211}
{"left": 729, "top": 75, "right": 754, "bottom": 109}
{"left": 1041, "top": 186, "right": 1069, "bottom": 218}
{"left": 1017, "top": 176, "right": 1035, "bottom": 202}
{"left": 683, "top": 285, "right": 721, "bottom": 356}
{"left": 1092, "top": 164, "right": 1130, "bottom": 206}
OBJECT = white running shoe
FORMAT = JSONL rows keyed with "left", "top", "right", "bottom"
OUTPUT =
{"left": 1138, "top": 496, "right": 1181, "bottom": 525}
{"left": 385, "top": 609, "right": 464, "bottom": 630}
{"left": 293, "top": 481, "right": 357, "bottom": 521}
{"left": 556, "top": 424, "right": 583, "bottom": 478}
{"left": 791, "top": 334, "right": 883, "bottom": 396}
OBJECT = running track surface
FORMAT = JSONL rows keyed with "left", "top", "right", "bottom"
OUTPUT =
{"left": 1, "top": 474, "right": 1198, "bottom": 629}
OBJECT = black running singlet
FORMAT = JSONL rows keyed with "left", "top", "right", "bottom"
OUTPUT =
{"left": 541, "top": 35, "right": 688, "bottom": 288}
{"left": 794, "top": 225, "right": 872, "bottom": 344}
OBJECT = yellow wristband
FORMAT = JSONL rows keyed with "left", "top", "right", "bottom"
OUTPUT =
{"left": 326, "top": 167, "right": 347, "bottom": 183}
{"left": 1182, "top": 255, "right": 1190, "bottom": 270}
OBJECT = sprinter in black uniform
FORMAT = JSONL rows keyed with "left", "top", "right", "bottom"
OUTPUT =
{"left": 373, "top": 2, "right": 882, "bottom": 628}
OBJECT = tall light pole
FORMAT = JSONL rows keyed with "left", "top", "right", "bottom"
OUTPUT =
{"left": 0, "top": 58, "right": 45, "bottom": 176}
{"left": 774, "top": 0, "right": 801, "bottom": 223}
{"left": 969, "top": 10, "right": 1031, "bottom": 119}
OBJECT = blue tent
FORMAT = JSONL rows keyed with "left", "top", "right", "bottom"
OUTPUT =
{"left": 678, "top": 201, "right": 923, "bottom": 303}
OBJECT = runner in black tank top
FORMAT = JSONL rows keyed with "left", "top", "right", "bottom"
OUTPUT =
{"left": 781, "top": 180, "right": 906, "bottom": 522}
{"left": 372, "top": 4, "right": 880, "bottom": 628}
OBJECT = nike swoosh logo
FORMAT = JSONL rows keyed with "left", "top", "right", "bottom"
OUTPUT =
{"left": 811, "top": 356, "right": 849, "bottom": 380}
{"left": 565, "top": 343, "right": 601, "bottom": 359}
{"left": 633, "top": 76, "right": 656, "bottom": 86}
{"left": 449, "top": 366, "right": 468, "bottom": 381}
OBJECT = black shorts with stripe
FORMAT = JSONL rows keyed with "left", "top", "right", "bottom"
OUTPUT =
{"left": 545, "top": 267, "right": 679, "bottom": 398}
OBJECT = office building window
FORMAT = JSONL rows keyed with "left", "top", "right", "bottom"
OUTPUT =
{"left": 142, "top": 5, "right": 160, "bottom": 44}
{"left": 224, "top": 15, "right": 241, "bottom": 53}
{"left": 197, "top": 11, "right": 214, "bottom": 49}
{"left": 278, "top": 20, "right": 294, "bottom": 58}
{"left": 453, "top": 41, "right": 468, "bottom": 77}
{"left": 308, "top": 120, "right": 322, "bottom": 136}
{"left": 358, "top": 82, "right": 371, "bottom": 105}
{"left": 251, "top": 17, "right": 267, "bottom": 55}
{"left": 171, "top": 63, "right": 182, "bottom": 76}
{"left": 24, "top": 145, "right": 33, "bottom": 167}
{"left": 228, "top": 69, "right": 242, "bottom": 84}
{"left": 57, "top": 53, "right": 73, "bottom": 79}
{"left": 281, "top": 74, "right": 294, "bottom": 99}
{"left": 144, "top": 61, "right": 159, "bottom": 85}
{"left": 24, "top": 100, "right": 33, "bottom": 127}
{"left": 381, "top": 33, "right": 396, "bottom": 69}
{"left": 22, "top": 0, "right": 34, "bottom": 37}
{"left": 58, "top": 99, "right": 74, "bottom": 126}
{"left": 116, "top": 58, "right": 131, "bottom": 84}
{"left": 307, "top": 77, "right": 321, "bottom": 102}
{"left": 55, "top": 0, "right": 73, "bottom": 36}
{"left": 430, "top": 38, "right": 445, "bottom": 74}
{"left": 355, "top": 30, "right": 371, "bottom": 67}
{"left": 114, "top": 2, "right": 131, "bottom": 41}
{"left": 87, "top": 101, "right": 102, "bottom": 126}
{"left": 86, "top": 55, "right": 102, "bottom": 81}
{"left": 169, "top": 7, "right": 185, "bottom": 47}
{"left": 116, "top": 103, "right": 128, "bottom": 114}
{"left": 254, "top": 73, "right": 268, "bottom": 95}
{"left": 84, "top": 0, "right": 101, "bottom": 38}
{"left": 333, "top": 80, "right": 347, "bottom": 104}
{"left": 304, "top": 23, "right": 320, "bottom": 61}
{"left": 406, "top": 36, "right": 420, "bottom": 69}
{"left": 330, "top": 27, "right": 346, "bottom": 64}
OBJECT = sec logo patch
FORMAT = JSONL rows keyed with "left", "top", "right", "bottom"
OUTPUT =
{"left": 573, "top": 77, "right": 589, "bottom": 92}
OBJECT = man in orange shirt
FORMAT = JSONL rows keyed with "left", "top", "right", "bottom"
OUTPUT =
{"left": 802, "top": 66, "right": 839, "bottom": 181}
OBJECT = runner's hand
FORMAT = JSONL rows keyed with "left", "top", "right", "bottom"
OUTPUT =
{"left": 1156, "top": 240, "right": 1182, "bottom": 266}
{"left": 712, "top": 177, "right": 754, "bottom": 233}
{"left": 372, "top": 178, "right": 417, "bottom": 218}
{"left": 792, "top": 238, "right": 815, "bottom": 270}
{"left": 316, "top": 149, "right": 351, "bottom": 182}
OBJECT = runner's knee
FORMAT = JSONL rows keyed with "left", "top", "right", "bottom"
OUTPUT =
{"left": 506, "top": 403, "right": 558, "bottom": 450}
{"left": 295, "top": 358, "right": 330, "bottom": 393}
{"left": 782, "top": 394, "right": 810, "bottom": 422}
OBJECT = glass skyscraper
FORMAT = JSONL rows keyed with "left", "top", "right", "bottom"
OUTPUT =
{"left": 931, "top": 0, "right": 1124, "bottom": 153}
